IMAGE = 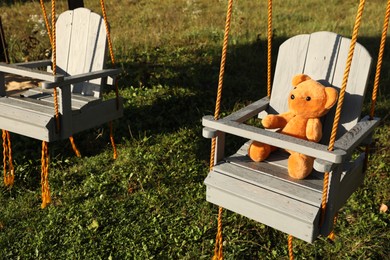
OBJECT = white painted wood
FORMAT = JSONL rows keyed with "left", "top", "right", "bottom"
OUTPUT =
{"left": 224, "top": 97, "right": 269, "bottom": 122}
{"left": 270, "top": 34, "right": 310, "bottom": 114}
{"left": 335, "top": 153, "right": 365, "bottom": 211}
{"left": 58, "top": 86, "right": 72, "bottom": 138}
{"left": 56, "top": 8, "right": 107, "bottom": 97}
{"left": 203, "top": 31, "right": 377, "bottom": 242}
{"left": 0, "top": 63, "right": 63, "bottom": 82}
{"left": 205, "top": 171, "right": 320, "bottom": 243}
{"left": 213, "top": 160, "right": 322, "bottom": 206}
{"left": 15, "top": 60, "right": 51, "bottom": 68}
{"left": 203, "top": 115, "right": 346, "bottom": 163}
{"left": 71, "top": 97, "right": 123, "bottom": 134}
{"left": 41, "top": 69, "right": 119, "bottom": 89}
{"left": 213, "top": 132, "right": 225, "bottom": 164}
{"left": 0, "top": 8, "right": 123, "bottom": 142}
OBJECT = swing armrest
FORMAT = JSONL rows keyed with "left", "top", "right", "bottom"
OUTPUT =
{"left": 202, "top": 115, "right": 346, "bottom": 164}
{"left": 41, "top": 68, "right": 120, "bottom": 89}
{"left": 314, "top": 116, "right": 381, "bottom": 172}
{"left": 0, "top": 62, "right": 63, "bottom": 82}
{"left": 14, "top": 59, "right": 52, "bottom": 69}
{"left": 334, "top": 116, "right": 380, "bottom": 154}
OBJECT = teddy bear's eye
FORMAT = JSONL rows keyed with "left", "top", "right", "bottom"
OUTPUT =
{"left": 290, "top": 94, "right": 295, "bottom": 100}
{"left": 306, "top": 96, "right": 311, "bottom": 101}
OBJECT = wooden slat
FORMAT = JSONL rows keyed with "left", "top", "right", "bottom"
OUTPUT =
{"left": 203, "top": 115, "right": 346, "bottom": 163}
{"left": 270, "top": 34, "right": 310, "bottom": 114}
{"left": 82, "top": 11, "right": 107, "bottom": 97}
{"left": 71, "top": 97, "right": 123, "bottom": 134}
{"left": 213, "top": 160, "right": 322, "bottom": 206}
{"left": 205, "top": 172, "right": 320, "bottom": 243}
{"left": 0, "top": 63, "right": 63, "bottom": 82}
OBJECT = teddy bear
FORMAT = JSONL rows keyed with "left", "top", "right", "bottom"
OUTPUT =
{"left": 248, "top": 74, "right": 338, "bottom": 179}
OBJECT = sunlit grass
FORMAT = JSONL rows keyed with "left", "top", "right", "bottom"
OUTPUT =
{"left": 0, "top": 0, "right": 389, "bottom": 259}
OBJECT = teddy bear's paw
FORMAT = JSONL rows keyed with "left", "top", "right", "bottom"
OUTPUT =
{"left": 287, "top": 153, "right": 314, "bottom": 179}
{"left": 248, "top": 141, "right": 271, "bottom": 162}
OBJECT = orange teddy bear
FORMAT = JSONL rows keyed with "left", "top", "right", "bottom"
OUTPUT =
{"left": 248, "top": 74, "right": 338, "bottom": 179}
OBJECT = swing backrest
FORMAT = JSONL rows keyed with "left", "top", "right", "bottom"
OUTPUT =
{"left": 268, "top": 31, "right": 372, "bottom": 143}
{"left": 54, "top": 8, "right": 108, "bottom": 98}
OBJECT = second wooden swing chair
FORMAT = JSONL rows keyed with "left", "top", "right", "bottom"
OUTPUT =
{"left": 0, "top": 0, "right": 123, "bottom": 208}
{"left": 203, "top": 0, "right": 389, "bottom": 258}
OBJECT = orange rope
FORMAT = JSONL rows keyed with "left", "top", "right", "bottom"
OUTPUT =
{"left": 39, "top": 0, "right": 53, "bottom": 46}
{"left": 109, "top": 122, "right": 118, "bottom": 160}
{"left": 320, "top": 0, "right": 366, "bottom": 229}
{"left": 39, "top": 0, "right": 81, "bottom": 156}
{"left": 327, "top": 213, "right": 338, "bottom": 241}
{"left": 100, "top": 0, "right": 120, "bottom": 159}
{"left": 2, "top": 130, "right": 14, "bottom": 186}
{"left": 69, "top": 136, "right": 81, "bottom": 157}
{"left": 209, "top": 0, "right": 234, "bottom": 259}
{"left": 41, "top": 141, "right": 51, "bottom": 208}
{"left": 50, "top": 0, "right": 60, "bottom": 133}
{"left": 370, "top": 0, "right": 390, "bottom": 119}
{"left": 267, "top": 0, "right": 272, "bottom": 97}
{"left": 288, "top": 235, "right": 294, "bottom": 260}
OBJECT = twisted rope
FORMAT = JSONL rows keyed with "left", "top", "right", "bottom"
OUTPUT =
{"left": 320, "top": 0, "right": 366, "bottom": 229}
{"left": 2, "top": 130, "right": 14, "bottom": 186}
{"left": 99, "top": 0, "right": 119, "bottom": 159}
{"left": 370, "top": 0, "right": 390, "bottom": 119}
{"left": 267, "top": 0, "right": 272, "bottom": 97}
{"left": 288, "top": 235, "right": 294, "bottom": 260}
{"left": 41, "top": 141, "right": 51, "bottom": 208}
{"left": 209, "top": 0, "right": 234, "bottom": 259}
{"left": 39, "top": 1, "right": 83, "bottom": 157}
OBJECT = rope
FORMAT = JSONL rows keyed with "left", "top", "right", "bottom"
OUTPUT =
{"left": 69, "top": 136, "right": 81, "bottom": 157}
{"left": 50, "top": 0, "right": 60, "bottom": 133}
{"left": 2, "top": 130, "right": 14, "bottom": 186}
{"left": 41, "top": 141, "right": 51, "bottom": 208}
{"left": 267, "top": 0, "right": 272, "bottom": 97}
{"left": 320, "top": 0, "right": 366, "bottom": 229}
{"left": 99, "top": 0, "right": 120, "bottom": 159}
{"left": 109, "top": 122, "right": 118, "bottom": 160}
{"left": 209, "top": 0, "right": 234, "bottom": 259}
{"left": 370, "top": 0, "right": 390, "bottom": 119}
{"left": 39, "top": 0, "right": 53, "bottom": 46}
{"left": 288, "top": 235, "right": 294, "bottom": 260}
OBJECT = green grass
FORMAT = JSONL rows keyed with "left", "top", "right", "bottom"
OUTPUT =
{"left": 1, "top": 0, "right": 389, "bottom": 259}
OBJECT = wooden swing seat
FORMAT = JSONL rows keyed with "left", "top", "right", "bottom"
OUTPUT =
{"left": 202, "top": 31, "right": 380, "bottom": 243}
{"left": 0, "top": 8, "right": 123, "bottom": 142}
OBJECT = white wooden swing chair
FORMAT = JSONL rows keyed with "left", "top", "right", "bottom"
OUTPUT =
{"left": 203, "top": 0, "right": 389, "bottom": 258}
{"left": 0, "top": 0, "right": 123, "bottom": 208}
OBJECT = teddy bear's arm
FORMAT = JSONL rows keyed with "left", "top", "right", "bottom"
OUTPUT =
{"left": 262, "top": 112, "right": 295, "bottom": 129}
{"left": 306, "top": 118, "right": 322, "bottom": 142}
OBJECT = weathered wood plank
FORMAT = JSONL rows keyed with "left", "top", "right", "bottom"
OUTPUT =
{"left": 41, "top": 69, "right": 119, "bottom": 89}
{"left": 270, "top": 34, "right": 310, "bottom": 114}
{"left": 213, "top": 160, "right": 322, "bottom": 206}
{"left": 83, "top": 11, "right": 108, "bottom": 97}
{"left": 334, "top": 116, "right": 380, "bottom": 154}
{"left": 203, "top": 115, "right": 346, "bottom": 163}
{"left": 224, "top": 97, "right": 269, "bottom": 122}
{"left": 71, "top": 97, "right": 123, "bottom": 134}
{"left": 205, "top": 172, "right": 320, "bottom": 243}
{"left": 15, "top": 60, "right": 52, "bottom": 69}
{"left": 0, "top": 63, "right": 63, "bottom": 82}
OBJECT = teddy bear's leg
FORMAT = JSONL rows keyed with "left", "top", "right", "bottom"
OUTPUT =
{"left": 287, "top": 153, "right": 315, "bottom": 179}
{"left": 248, "top": 141, "right": 272, "bottom": 162}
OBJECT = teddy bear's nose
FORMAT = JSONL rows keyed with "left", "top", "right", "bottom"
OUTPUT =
{"left": 290, "top": 94, "right": 295, "bottom": 100}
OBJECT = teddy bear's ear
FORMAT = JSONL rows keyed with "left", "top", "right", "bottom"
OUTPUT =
{"left": 324, "top": 87, "right": 338, "bottom": 110}
{"left": 292, "top": 74, "right": 311, "bottom": 87}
